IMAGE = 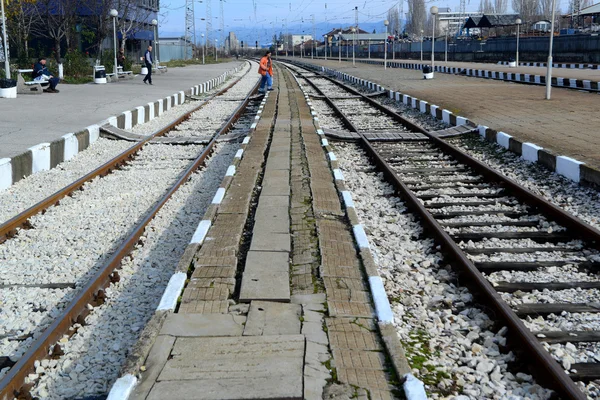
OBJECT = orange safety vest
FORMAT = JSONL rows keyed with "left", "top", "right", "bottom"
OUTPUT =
{"left": 258, "top": 56, "right": 273, "bottom": 76}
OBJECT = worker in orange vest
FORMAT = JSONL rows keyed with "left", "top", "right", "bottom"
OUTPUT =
{"left": 258, "top": 50, "right": 273, "bottom": 93}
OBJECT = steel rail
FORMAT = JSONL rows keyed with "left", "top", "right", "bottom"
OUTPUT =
{"left": 0, "top": 71, "right": 261, "bottom": 400}
{"left": 0, "top": 61, "right": 254, "bottom": 243}
{"left": 285, "top": 61, "right": 591, "bottom": 399}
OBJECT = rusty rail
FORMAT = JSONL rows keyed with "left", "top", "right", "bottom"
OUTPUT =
{"left": 0, "top": 62, "right": 252, "bottom": 243}
{"left": 285, "top": 59, "right": 592, "bottom": 400}
{"left": 0, "top": 66, "right": 260, "bottom": 400}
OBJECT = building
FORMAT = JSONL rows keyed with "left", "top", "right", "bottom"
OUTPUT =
{"left": 97, "top": 1, "right": 159, "bottom": 61}
{"left": 291, "top": 34, "right": 313, "bottom": 45}
{"left": 157, "top": 37, "right": 192, "bottom": 61}
{"left": 224, "top": 31, "right": 239, "bottom": 54}
{"left": 438, "top": 10, "right": 482, "bottom": 34}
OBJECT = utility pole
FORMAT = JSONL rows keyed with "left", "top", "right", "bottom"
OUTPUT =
{"left": 354, "top": 6, "right": 358, "bottom": 65}
{"left": 1, "top": 0, "right": 10, "bottom": 79}
{"left": 325, "top": 3, "right": 328, "bottom": 60}
{"left": 312, "top": 14, "right": 315, "bottom": 59}
{"left": 219, "top": 0, "right": 224, "bottom": 55}
{"left": 185, "top": 0, "right": 195, "bottom": 59}
{"left": 206, "top": 0, "right": 212, "bottom": 57}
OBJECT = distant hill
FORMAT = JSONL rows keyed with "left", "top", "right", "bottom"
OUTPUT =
{"left": 160, "top": 20, "right": 405, "bottom": 47}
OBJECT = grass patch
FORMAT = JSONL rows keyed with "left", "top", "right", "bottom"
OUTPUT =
{"left": 163, "top": 57, "right": 234, "bottom": 69}
{"left": 62, "top": 76, "right": 93, "bottom": 84}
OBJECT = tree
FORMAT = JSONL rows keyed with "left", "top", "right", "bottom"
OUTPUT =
{"left": 494, "top": 0, "right": 509, "bottom": 13}
{"left": 405, "top": 0, "right": 426, "bottom": 36}
{"left": 387, "top": 6, "right": 400, "bottom": 35}
{"left": 5, "top": 0, "right": 41, "bottom": 60}
{"left": 34, "top": 0, "right": 79, "bottom": 61}
{"left": 112, "top": 0, "right": 156, "bottom": 53}
{"left": 512, "top": 0, "right": 540, "bottom": 24}
{"left": 79, "top": 0, "right": 113, "bottom": 60}
{"left": 478, "top": 0, "right": 495, "bottom": 13}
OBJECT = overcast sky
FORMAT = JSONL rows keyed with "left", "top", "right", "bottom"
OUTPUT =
{"left": 158, "top": 0, "right": 569, "bottom": 39}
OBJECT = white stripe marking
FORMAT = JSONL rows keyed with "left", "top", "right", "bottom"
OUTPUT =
{"left": 106, "top": 374, "right": 137, "bottom": 400}
{"left": 369, "top": 276, "right": 395, "bottom": 324}
{"left": 235, "top": 149, "right": 244, "bottom": 158}
{"left": 328, "top": 152, "right": 337, "bottom": 161}
{"left": 341, "top": 191, "right": 355, "bottom": 208}
{"left": 353, "top": 225, "right": 369, "bottom": 249}
{"left": 333, "top": 169, "right": 344, "bottom": 180}
{"left": 212, "top": 187, "right": 226, "bottom": 204}
{"left": 226, "top": 165, "right": 236, "bottom": 176}
{"left": 243, "top": 137, "right": 250, "bottom": 144}
{"left": 321, "top": 139, "right": 329, "bottom": 146}
{"left": 157, "top": 272, "right": 187, "bottom": 311}
{"left": 190, "top": 220, "right": 211, "bottom": 244}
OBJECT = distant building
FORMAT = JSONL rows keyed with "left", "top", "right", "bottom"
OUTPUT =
{"left": 224, "top": 32, "right": 239, "bottom": 53}
{"left": 157, "top": 37, "right": 192, "bottom": 61}
{"left": 291, "top": 34, "right": 313, "bottom": 45}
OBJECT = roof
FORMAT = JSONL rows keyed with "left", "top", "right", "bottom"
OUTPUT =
{"left": 323, "top": 27, "right": 369, "bottom": 36}
{"left": 338, "top": 33, "right": 388, "bottom": 41}
{"left": 479, "top": 14, "right": 521, "bottom": 27}
{"left": 464, "top": 16, "right": 482, "bottom": 28}
{"left": 571, "top": 2, "right": 600, "bottom": 15}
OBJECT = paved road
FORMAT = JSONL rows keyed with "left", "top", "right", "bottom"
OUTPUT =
{"left": 0, "top": 61, "right": 242, "bottom": 159}
{"left": 284, "top": 57, "right": 600, "bottom": 169}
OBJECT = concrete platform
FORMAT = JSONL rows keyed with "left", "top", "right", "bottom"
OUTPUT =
{"left": 0, "top": 61, "right": 240, "bottom": 159}
{"left": 148, "top": 335, "right": 305, "bottom": 400}
{"left": 123, "top": 65, "right": 403, "bottom": 400}
{"left": 293, "top": 57, "right": 600, "bottom": 171}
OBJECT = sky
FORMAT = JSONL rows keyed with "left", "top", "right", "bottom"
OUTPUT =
{"left": 157, "top": 0, "right": 570, "bottom": 44}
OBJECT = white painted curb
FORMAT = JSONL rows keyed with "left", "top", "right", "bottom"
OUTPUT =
{"left": 190, "top": 220, "right": 212, "bottom": 244}
{"left": 556, "top": 156, "right": 584, "bottom": 182}
{"left": 368, "top": 276, "right": 394, "bottom": 323}
{"left": 106, "top": 374, "right": 137, "bottom": 400}
{"left": 157, "top": 272, "right": 187, "bottom": 311}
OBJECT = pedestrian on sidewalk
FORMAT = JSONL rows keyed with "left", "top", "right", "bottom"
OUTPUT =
{"left": 143, "top": 45, "right": 153, "bottom": 85}
{"left": 258, "top": 51, "right": 273, "bottom": 93}
{"left": 33, "top": 57, "right": 60, "bottom": 93}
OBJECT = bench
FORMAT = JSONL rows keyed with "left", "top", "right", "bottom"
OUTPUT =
{"left": 117, "top": 66, "right": 134, "bottom": 79}
{"left": 17, "top": 69, "right": 48, "bottom": 95}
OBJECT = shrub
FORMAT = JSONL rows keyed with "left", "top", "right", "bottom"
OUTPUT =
{"left": 64, "top": 50, "right": 92, "bottom": 78}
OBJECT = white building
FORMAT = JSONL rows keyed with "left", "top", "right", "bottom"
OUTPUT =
{"left": 291, "top": 34, "right": 313, "bottom": 45}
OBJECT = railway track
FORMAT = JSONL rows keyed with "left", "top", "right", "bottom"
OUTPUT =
{"left": 284, "top": 60, "right": 600, "bottom": 399}
{"left": 0, "top": 62, "right": 261, "bottom": 399}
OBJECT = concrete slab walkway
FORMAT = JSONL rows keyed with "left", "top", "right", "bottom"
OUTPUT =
{"left": 0, "top": 62, "right": 240, "bottom": 159}
{"left": 128, "top": 64, "right": 403, "bottom": 400}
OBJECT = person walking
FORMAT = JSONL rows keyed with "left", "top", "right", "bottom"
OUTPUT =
{"left": 143, "top": 45, "right": 153, "bottom": 85}
{"left": 258, "top": 51, "right": 273, "bottom": 93}
{"left": 33, "top": 57, "right": 60, "bottom": 93}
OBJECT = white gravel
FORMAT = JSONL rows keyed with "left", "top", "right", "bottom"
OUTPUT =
{"left": 332, "top": 142, "right": 553, "bottom": 400}
{"left": 26, "top": 142, "right": 240, "bottom": 399}
{"left": 450, "top": 135, "right": 600, "bottom": 231}
{"left": 0, "top": 139, "right": 133, "bottom": 224}
{"left": 0, "top": 143, "right": 205, "bottom": 367}
{"left": 130, "top": 61, "right": 257, "bottom": 136}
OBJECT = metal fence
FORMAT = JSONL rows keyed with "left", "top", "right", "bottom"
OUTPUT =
{"left": 316, "top": 34, "right": 600, "bottom": 63}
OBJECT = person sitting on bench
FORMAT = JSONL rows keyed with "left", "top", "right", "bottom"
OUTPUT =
{"left": 33, "top": 57, "right": 60, "bottom": 93}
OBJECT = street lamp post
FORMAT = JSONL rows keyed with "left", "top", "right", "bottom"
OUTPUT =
{"left": 420, "top": 29, "right": 423, "bottom": 61}
{"left": 1, "top": 0, "right": 11, "bottom": 79}
{"left": 215, "top": 39, "right": 218, "bottom": 61}
{"left": 430, "top": 6, "right": 438, "bottom": 75}
{"left": 110, "top": 10, "right": 119, "bottom": 76}
{"left": 515, "top": 18, "right": 522, "bottom": 66}
{"left": 384, "top": 20, "right": 389, "bottom": 69}
{"left": 338, "top": 31, "right": 342, "bottom": 63}
{"left": 444, "top": 28, "right": 448, "bottom": 62}
{"left": 546, "top": 0, "right": 557, "bottom": 99}
{"left": 201, "top": 33, "right": 205, "bottom": 64}
{"left": 151, "top": 19, "right": 159, "bottom": 70}
{"left": 351, "top": 27, "right": 356, "bottom": 66}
